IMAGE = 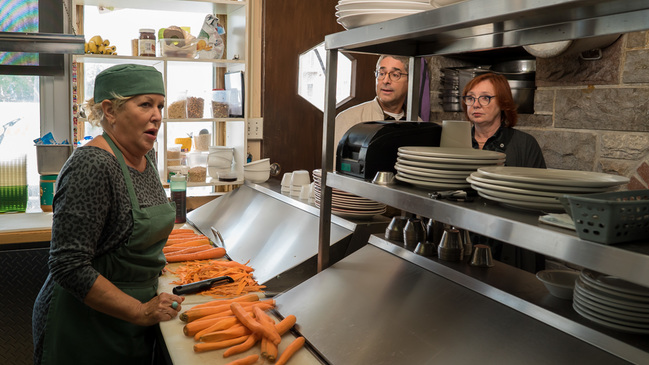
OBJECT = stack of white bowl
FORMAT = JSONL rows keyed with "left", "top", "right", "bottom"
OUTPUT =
{"left": 280, "top": 172, "right": 293, "bottom": 194}
{"left": 289, "top": 170, "right": 311, "bottom": 197}
{"left": 243, "top": 158, "right": 271, "bottom": 183}
{"left": 207, "top": 146, "right": 234, "bottom": 179}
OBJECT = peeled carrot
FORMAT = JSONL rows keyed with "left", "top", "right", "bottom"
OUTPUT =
{"left": 163, "top": 244, "right": 212, "bottom": 255}
{"left": 275, "top": 315, "right": 297, "bottom": 335}
{"left": 200, "top": 324, "right": 252, "bottom": 342}
{"left": 170, "top": 228, "right": 196, "bottom": 235}
{"left": 165, "top": 237, "right": 210, "bottom": 248}
{"left": 275, "top": 337, "right": 305, "bottom": 365}
{"left": 231, "top": 302, "right": 281, "bottom": 345}
{"left": 183, "top": 302, "right": 274, "bottom": 336}
{"left": 182, "top": 299, "right": 274, "bottom": 322}
{"left": 191, "top": 294, "right": 260, "bottom": 310}
{"left": 254, "top": 306, "right": 279, "bottom": 361}
{"left": 223, "top": 333, "right": 260, "bottom": 358}
{"left": 165, "top": 247, "right": 226, "bottom": 263}
{"left": 193, "top": 336, "right": 248, "bottom": 353}
{"left": 193, "top": 316, "right": 239, "bottom": 340}
{"left": 222, "top": 315, "right": 297, "bottom": 358}
{"left": 224, "top": 354, "right": 259, "bottom": 365}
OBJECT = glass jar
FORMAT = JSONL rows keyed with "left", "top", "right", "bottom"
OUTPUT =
{"left": 138, "top": 28, "right": 156, "bottom": 57}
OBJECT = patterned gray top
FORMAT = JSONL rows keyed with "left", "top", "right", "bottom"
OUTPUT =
{"left": 32, "top": 146, "right": 168, "bottom": 363}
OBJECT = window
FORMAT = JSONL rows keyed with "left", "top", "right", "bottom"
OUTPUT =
{"left": 0, "top": 0, "right": 47, "bottom": 212}
{"left": 298, "top": 42, "right": 354, "bottom": 112}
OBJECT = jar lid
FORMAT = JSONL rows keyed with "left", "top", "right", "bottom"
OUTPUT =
{"left": 139, "top": 28, "right": 155, "bottom": 33}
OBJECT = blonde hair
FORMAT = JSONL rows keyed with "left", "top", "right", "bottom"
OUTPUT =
{"left": 84, "top": 93, "right": 131, "bottom": 127}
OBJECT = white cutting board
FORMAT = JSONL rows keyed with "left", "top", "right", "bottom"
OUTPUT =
{"left": 0, "top": 212, "right": 52, "bottom": 232}
{"left": 159, "top": 303, "right": 321, "bottom": 365}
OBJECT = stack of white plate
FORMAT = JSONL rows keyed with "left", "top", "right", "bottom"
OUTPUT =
{"left": 313, "top": 169, "right": 386, "bottom": 219}
{"left": 395, "top": 146, "right": 505, "bottom": 190}
{"left": 336, "top": 0, "right": 436, "bottom": 30}
{"left": 573, "top": 270, "right": 649, "bottom": 334}
{"left": 466, "top": 166, "right": 629, "bottom": 212}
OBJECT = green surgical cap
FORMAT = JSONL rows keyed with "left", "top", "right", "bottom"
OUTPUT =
{"left": 94, "top": 64, "right": 165, "bottom": 102}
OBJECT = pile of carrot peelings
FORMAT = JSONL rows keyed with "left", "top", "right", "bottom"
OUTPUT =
{"left": 168, "top": 259, "right": 266, "bottom": 298}
{"left": 178, "top": 294, "right": 306, "bottom": 365}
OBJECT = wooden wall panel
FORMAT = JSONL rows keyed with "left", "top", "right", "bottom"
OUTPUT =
{"left": 262, "top": 0, "right": 378, "bottom": 176}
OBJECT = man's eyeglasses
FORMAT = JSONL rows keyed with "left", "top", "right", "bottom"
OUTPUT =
{"left": 462, "top": 95, "right": 496, "bottom": 106}
{"left": 375, "top": 70, "right": 408, "bottom": 81}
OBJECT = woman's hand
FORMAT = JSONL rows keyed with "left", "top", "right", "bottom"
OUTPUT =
{"left": 138, "top": 292, "right": 185, "bottom": 326}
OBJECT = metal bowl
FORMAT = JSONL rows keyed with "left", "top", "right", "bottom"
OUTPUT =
{"left": 491, "top": 59, "right": 536, "bottom": 73}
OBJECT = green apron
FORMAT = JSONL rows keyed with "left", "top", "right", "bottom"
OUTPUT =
{"left": 40, "top": 134, "right": 175, "bottom": 365}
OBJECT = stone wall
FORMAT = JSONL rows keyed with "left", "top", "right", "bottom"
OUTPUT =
{"left": 427, "top": 31, "right": 649, "bottom": 190}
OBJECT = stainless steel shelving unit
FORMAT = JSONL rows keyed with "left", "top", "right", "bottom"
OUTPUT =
{"left": 316, "top": 0, "right": 649, "bottom": 362}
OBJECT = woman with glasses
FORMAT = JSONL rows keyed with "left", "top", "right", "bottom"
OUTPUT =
{"left": 462, "top": 72, "right": 546, "bottom": 168}
{"left": 462, "top": 72, "right": 546, "bottom": 273}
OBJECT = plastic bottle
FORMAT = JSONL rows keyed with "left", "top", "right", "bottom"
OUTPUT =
{"left": 170, "top": 173, "right": 187, "bottom": 223}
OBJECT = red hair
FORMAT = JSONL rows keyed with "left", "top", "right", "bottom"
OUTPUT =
{"left": 462, "top": 73, "right": 518, "bottom": 127}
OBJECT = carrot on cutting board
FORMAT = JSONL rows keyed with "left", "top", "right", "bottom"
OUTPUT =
{"left": 165, "top": 247, "right": 226, "bottom": 263}
{"left": 222, "top": 333, "right": 260, "bottom": 358}
{"left": 224, "top": 354, "right": 259, "bottom": 365}
{"left": 275, "top": 336, "right": 306, "bottom": 365}
{"left": 193, "top": 336, "right": 249, "bottom": 353}
{"left": 230, "top": 302, "right": 281, "bottom": 345}
{"left": 254, "top": 306, "right": 279, "bottom": 361}
{"left": 191, "top": 293, "right": 260, "bottom": 310}
{"left": 170, "top": 228, "right": 196, "bottom": 235}
{"left": 193, "top": 316, "right": 239, "bottom": 340}
{"left": 199, "top": 324, "right": 251, "bottom": 342}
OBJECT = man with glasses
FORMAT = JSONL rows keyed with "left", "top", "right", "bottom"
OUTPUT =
{"left": 335, "top": 55, "right": 419, "bottom": 146}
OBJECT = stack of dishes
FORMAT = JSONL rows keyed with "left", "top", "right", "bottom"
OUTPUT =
{"left": 313, "top": 169, "right": 386, "bottom": 219}
{"left": 467, "top": 166, "right": 629, "bottom": 212}
{"left": 395, "top": 147, "right": 505, "bottom": 190}
{"left": 573, "top": 270, "right": 649, "bottom": 334}
{"left": 336, "top": 0, "right": 436, "bottom": 30}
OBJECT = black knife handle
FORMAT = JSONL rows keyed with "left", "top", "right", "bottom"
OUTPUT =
{"left": 172, "top": 275, "right": 234, "bottom": 295}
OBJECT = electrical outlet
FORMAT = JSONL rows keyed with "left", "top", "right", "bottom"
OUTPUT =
{"left": 247, "top": 118, "right": 263, "bottom": 140}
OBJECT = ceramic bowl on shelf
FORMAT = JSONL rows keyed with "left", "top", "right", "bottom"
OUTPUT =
{"left": 536, "top": 270, "right": 580, "bottom": 300}
{"left": 244, "top": 168, "right": 270, "bottom": 183}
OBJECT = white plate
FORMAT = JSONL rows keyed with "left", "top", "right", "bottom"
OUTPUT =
{"left": 394, "top": 166, "right": 466, "bottom": 184}
{"left": 398, "top": 146, "right": 506, "bottom": 160}
{"left": 579, "top": 273, "right": 649, "bottom": 303}
{"left": 575, "top": 280, "right": 649, "bottom": 312}
{"left": 397, "top": 157, "right": 497, "bottom": 171}
{"left": 337, "top": 1, "right": 434, "bottom": 11}
{"left": 574, "top": 289, "right": 649, "bottom": 322}
{"left": 477, "top": 191, "right": 565, "bottom": 212}
{"left": 398, "top": 151, "right": 505, "bottom": 165}
{"left": 470, "top": 184, "right": 562, "bottom": 205}
{"left": 581, "top": 270, "right": 649, "bottom": 297}
{"left": 470, "top": 171, "right": 617, "bottom": 193}
{"left": 314, "top": 191, "right": 385, "bottom": 207}
{"left": 395, "top": 174, "right": 470, "bottom": 189}
{"left": 394, "top": 162, "right": 472, "bottom": 176}
{"left": 397, "top": 170, "right": 469, "bottom": 184}
{"left": 573, "top": 300, "right": 649, "bottom": 334}
{"left": 337, "top": 11, "right": 419, "bottom": 29}
{"left": 467, "top": 175, "right": 563, "bottom": 198}
{"left": 478, "top": 166, "right": 630, "bottom": 188}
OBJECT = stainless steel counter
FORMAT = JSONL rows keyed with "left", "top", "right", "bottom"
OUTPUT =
{"left": 275, "top": 236, "right": 647, "bottom": 364}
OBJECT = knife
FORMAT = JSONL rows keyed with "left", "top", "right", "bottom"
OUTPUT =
{"left": 172, "top": 275, "right": 234, "bottom": 295}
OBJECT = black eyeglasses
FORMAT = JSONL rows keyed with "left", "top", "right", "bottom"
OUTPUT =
{"left": 375, "top": 70, "right": 408, "bottom": 81}
{"left": 462, "top": 95, "right": 496, "bottom": 106}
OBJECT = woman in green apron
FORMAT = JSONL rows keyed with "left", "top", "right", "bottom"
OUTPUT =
{"left": 33, "top": 64, "right": 185, "bottom": 364}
